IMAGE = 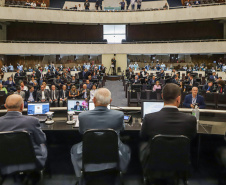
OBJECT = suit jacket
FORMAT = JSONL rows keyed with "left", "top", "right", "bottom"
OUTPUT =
{"left": 4, "top": 80, "right": 15, "bottom": 86}
{"left": 74, "top": 105, "right": 84, "bottom": 111}
{"left": 59, "top": 89, "right": 69, "bottom": 99}
{"left": 49, "top": 90, "right": 59, "bottom": 101}
{"left": 140, "top": 71, "right": 147, "bottom": 78}
{"left": 25, "top": 91, "right": 36, "bottom": 102}
{"left": 0, "top": 111, "right": 47, "bottom": 174}
{"left": 80, "top": 88, "right": 90, "bottom": 99}
{"left": 202, "top": 84, "right": 213, "bottom": 92}
{"left": 183, "top": 94, "right": 206, "bottom": 109}
{"left": 36, "top": 90, "right": 50, "bottom": 102}
{"left": 70, "top": 106, "right": 130, "bottom": 177}
{"left": 35, "top": 70, "right": 41, "bottom": 79}
{"left": 209, "top": 75, "right": 218, "bottom": 80}
{"left": 141, "top": 107, "right": 197, "bottom": 141}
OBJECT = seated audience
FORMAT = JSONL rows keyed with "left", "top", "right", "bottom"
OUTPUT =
{"left": 90, "top": 84, "right": 97, "bottom": 101}
{"left": 149, "top": 76, "right": 157, "bottom": 85}
{"left": 203, "top": 81, "right": 214, "bottom": 93}
{"left": 20, "top": 81, "right": 28, "bottom": 91}
{"left": 31, "top": 1, "right": 36, "bottom": 7}
{"left": 4, "top": 77, "right": 16, "bottom": 91}
{"left": 36, "top": 85, "right": 50, "bottom": 102}
{"left": 29, "top": 77, "right": 38, "bottom": 87}
{"left": 59, "top": 85, "right": 69, "bottom": 107}
{"left": 69, "top": 85, "right": 79, "bottom": 99}
{"left": 71, "top": 88, "right": 131, "bottom": 179}
{"left": 209, "top": 72, "right": 218, "bottom": 81}
{"left": 183, "top": 87, "right": 206, "bottom": 109}
{"left": 42, "top": 82, "right": 50, "bottom": 91}
{"left": 0, "top": 94, "right": 47, "bottom": 176}
{"left": 41, "top": 1, "right": 46, "bottom": 7}
{"left": 49, "top": 85, "right": 59, "bottom": 107}
{"left": 25, "top": 86, "right": 36, "bottom": 103}
{"left": 80, "top": 84, "right": 90, "bottom": 100}
{"left": 86, "top": 80, "right": 93, "bottom": 90}
{"left": 217, "top": 80, "right": 226, "bottom": 94}
{"left": 0, "top": 83, "right": 8, "bottom": 94}
{"left": 152, "top": 81, "right": 161, "bottom": 92}
{"left": 140, "top": 83, "right": 197, "bottom": 176}
{"left": 132, "top": 76, "right": 141, "bottom": 84}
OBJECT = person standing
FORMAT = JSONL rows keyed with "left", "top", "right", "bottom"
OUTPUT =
{"left": 126, "top": 0, "right": 130, "bottom": 10}
{"left": 131, "top": 0, "right": 135, "bottom": 10}
{"left": 111, "top": 57, "right": 117, "bottom": 75}
{"left": 119, "top": 0, "right": 125, "bottom": 10}
{"left": 137, "top": 0, "right": 142, "bottom": 9}
{"left": 84, "top": 0, "right": 90, "bottom": 10}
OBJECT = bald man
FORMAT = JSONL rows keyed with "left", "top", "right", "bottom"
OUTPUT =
{"left": 0, "top": 94, "right": 47, "bottom": 174}
{"left": 183, "top": 87, "right": 206, "bottom": 109}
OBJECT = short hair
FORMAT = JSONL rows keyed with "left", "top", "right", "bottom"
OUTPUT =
{"left": 16, "top": 86, "right": 21, "bottom": 91}
{"left": 162, "top": 83, "right": 181, "bottom": 104}
{"left": 218, "top": 80, "right": 225, "bottom": 87}
{"left": 94, "top": 88, "right": 111, "bottom": 105}
{"left": 28, "top": 86, "right": 34, "bottom": 90}
{"left": 76, "top": 101, "right": 79, "bottom": 103}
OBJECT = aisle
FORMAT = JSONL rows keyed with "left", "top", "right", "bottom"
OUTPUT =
{"left": 104, "top": 80, "right": 127, "bottom": 107}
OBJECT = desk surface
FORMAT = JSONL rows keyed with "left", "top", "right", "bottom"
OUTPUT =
{"left": 41, "top": 115, "right": 226, "bottom": 135}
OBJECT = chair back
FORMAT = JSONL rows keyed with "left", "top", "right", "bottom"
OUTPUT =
{"left": 146, "top": 134, "right": 190, "bottom": 173}
{"left": 82, "top": 129, "right": 119, "bottom": 172}
{"left": 0, "top": 131, "right": 37, "bottom": 174}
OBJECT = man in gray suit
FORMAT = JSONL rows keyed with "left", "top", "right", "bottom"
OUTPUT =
{"left": 71, "top": 88, "right": 131, "bottom": 178}
{"left": 0, "top": 94, "right": 47, "bottom": 174}
{"left": 36, "top": 85, "right": 50, "bottom": 102}
{"left": 49, "top": 85, "right": 59, "bottom": 107}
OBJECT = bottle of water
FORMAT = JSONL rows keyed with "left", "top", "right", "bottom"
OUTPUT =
{"left": 192, "top": 104, "right": 199, "bottom": 130}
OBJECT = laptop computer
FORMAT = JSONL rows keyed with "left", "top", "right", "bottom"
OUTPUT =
{"left": 141, "top": 100, "right": 164, "bottom": 119}
{"left": 27, "top": 102, "right": 50, "bottom": 122}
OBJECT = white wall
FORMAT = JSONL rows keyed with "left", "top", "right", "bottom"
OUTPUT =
{"left": 102, "top": 54, "right": 127, "bottom": 73}
{"left": 0, "top": 42, "right": 225, "bottom": 55}
{"left": 0, "top": 5, "right": 225, "bottom": 24}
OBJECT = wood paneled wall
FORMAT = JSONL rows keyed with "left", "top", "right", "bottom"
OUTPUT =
{"left": 7, "top": 23, "right": 103, "bottom": 42}
{"left": 127, "top": 21, "right": 223, "bottom": 41}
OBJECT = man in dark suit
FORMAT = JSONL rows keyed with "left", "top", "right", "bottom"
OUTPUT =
{"left": 74, "top": 101, "right": 84, "bottom": 111}
{"left": 209, "top": 72, "right": 218, "bottom": 81}
{"left": 25, "top": 86, "right": 36, "bottom": 103}
{"left": 0, "top": 94, "right": 47, "bottom": 174}
{"left": 132, "top": 75, "right": 141, "bottom": 84}
{"left": 71, "top": 88, "right": 131, "bottom": 178}
{"left": 140, "top": 83, "right": 197, "bottom": 175}
{"left": 183, "top": 87, "right": 206, "bottom": 109}
{"left": 59, "top": 85, "right": 69, "bottom": 107}
{"left": 111, "top": 57, "right": 116, "bottom": 75}
{"left": 202, "top": 81, "right": 214, "bottom": 93}
{"left": 36, "top": 85, "right": 50, "bottom": 102}
{"left": 149, "top": 76, "right": 157, "bottom": 85}
{"left": 49, "top": 85, "right": 59, "bottom": 107}
{"left": 80, "top": 84, "right": 90, "bottom": 100}
{"left": 140, "top": 68, "right": 147, "bottom": 78}
{"left": 4, "top": 76, "right": 16, "bottom": 91}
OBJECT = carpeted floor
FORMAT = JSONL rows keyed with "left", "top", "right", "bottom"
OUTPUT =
{"left": 104, "top": 80, "right": 127, "bottom": 107}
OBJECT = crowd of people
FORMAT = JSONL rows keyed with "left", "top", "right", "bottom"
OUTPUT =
{"left": 0, "top": 63, "right": 106, "bottom": 108}
{"left": 126, "top": 61, "right": 226, "bottom": 109}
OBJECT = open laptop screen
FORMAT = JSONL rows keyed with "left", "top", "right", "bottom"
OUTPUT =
{"left": 88, "top": 102, "right": 110, "bottom": 110}
{"left": 27, "top": 102, "right": 50, "bottom": 115}
{"left": 67, "top": 99, "right": 88, "bottom": 112}
{"left": 141, "top": 101, "right": 164, "bottom": 118}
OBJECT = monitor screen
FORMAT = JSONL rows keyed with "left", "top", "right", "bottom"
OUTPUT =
{"left": 27, "top": 103, "right": 50, "bottom": 115}
{"left": 88, "top": 102, "right": 110, "bottom": 110}
{"left": 142, "top": 101, "right": 164, "bottom": 118}
{"left": 67, "top": 99, "right": 88, "bottom": 112}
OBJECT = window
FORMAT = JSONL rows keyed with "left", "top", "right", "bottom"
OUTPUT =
{"left": 103, "top": 25, "right": 126, "bottom": 44}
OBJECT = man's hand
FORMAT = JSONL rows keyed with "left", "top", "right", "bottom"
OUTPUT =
{"left": 190, "top": 104, "right": 195, "bottom": 108}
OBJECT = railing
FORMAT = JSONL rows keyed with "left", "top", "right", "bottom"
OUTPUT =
{"left": 0, "top": 39, "right": 225, "bottom": 44}
{"left": 2, "top": 2, "right": 226, "bottom": 12}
